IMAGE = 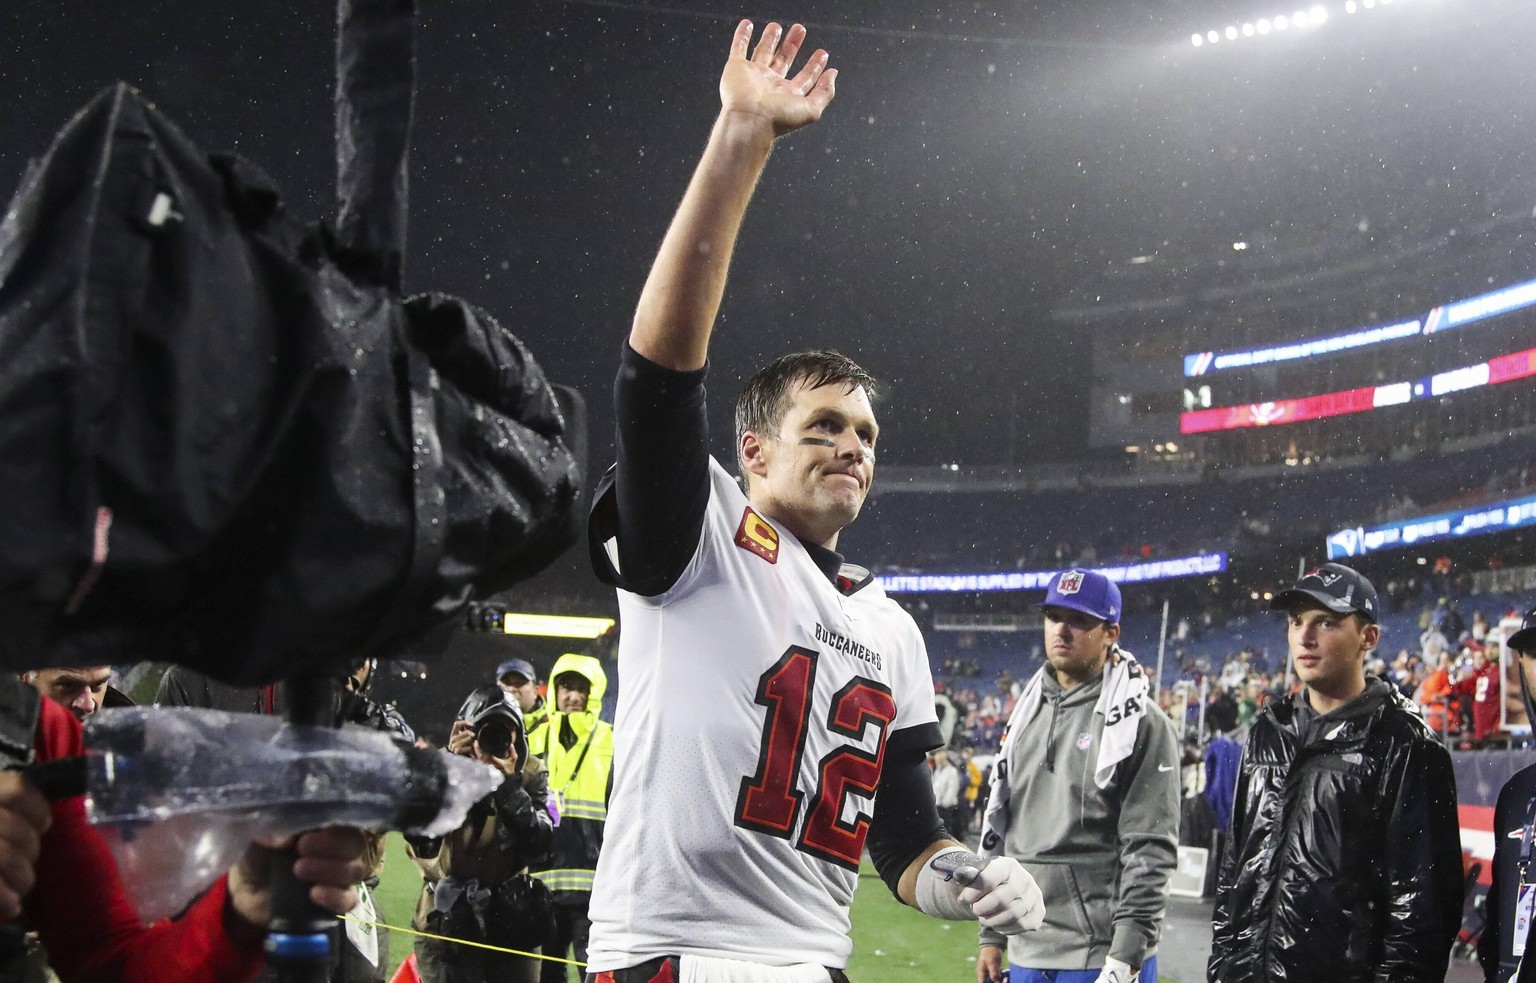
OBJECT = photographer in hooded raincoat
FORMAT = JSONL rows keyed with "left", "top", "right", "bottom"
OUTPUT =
{"left": 407, "top": 686, "right": 556, "bottom": 983}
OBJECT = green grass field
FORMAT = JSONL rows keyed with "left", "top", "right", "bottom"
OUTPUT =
{"left": 371, "top": 835, "right": 1177, "bottom": 982}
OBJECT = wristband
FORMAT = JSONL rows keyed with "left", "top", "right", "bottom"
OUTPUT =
{"left": 915, "top": 847, "right": 984, "bottom": 920}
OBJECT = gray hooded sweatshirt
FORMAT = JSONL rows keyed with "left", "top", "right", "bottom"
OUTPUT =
{"left": 979, "top": 668, "right": 1181, "bottom": 970}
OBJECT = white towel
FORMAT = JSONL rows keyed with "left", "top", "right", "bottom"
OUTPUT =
{"left": 978, "top": 646, "right": 1149, "bottom": 858}
{"left": 1093, "top": 646, "right": 1150, "bottom": 788}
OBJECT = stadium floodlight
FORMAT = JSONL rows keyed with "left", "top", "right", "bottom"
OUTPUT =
{"left": 1186, "top": 2, "right": 1421, "bottom": 49}
{"left": 500, "top": 613, "right": 617, "bottom": 638}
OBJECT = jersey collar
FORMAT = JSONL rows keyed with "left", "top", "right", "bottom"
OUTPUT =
{"left": 797, "top": 539, "right": 874, "bottom": 596}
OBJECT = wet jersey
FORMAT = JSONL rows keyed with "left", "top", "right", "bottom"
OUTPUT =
{"left": 585, "top": 458, "right": 941, "bottom": 970}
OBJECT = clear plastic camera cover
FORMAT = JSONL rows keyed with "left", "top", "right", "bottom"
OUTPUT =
{"left": 81, "top": 706, "right": 502, "bottom": 922}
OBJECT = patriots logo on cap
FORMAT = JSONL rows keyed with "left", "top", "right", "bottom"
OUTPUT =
{"left": 1058, "top": 571, "right": 1085, "bottom": 595}
{"left": 1304, "top": 568, "right": 1342, "bottom": 586}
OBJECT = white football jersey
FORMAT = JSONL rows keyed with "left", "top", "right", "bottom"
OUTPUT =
{"left": 585, "top": 458, "right": 940, "bottom": 970}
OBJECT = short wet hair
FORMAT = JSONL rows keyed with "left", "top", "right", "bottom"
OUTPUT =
{"left": 734, "top": 350, "right": 879, "bottom": 490}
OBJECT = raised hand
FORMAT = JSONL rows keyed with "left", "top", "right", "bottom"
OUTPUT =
{"left": 719, "top": 20, "right": 837, "bottom": 138}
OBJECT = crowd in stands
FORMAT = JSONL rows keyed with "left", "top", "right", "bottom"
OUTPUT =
{"left": 1166, "top": 590, "right": 1529, "bottom": 752}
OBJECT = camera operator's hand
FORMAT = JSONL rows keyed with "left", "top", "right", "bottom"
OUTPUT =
{"left": 226, "top": 827, "right": 369, "bottom": 938}
{"left": 450, "top": 718, "right": 520, "bottom": 775}
{"left": 0, "top": 771, "right": 52, "bottom": 920}
{"left": 447, "top": 719, "right": 476, "bottom": 758}
{"left": 473, "top": 739, "right": 520, "bottom": 777}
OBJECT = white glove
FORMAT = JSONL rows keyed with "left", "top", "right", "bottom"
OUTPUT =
{"left": 1093, "top": 957, "right": 1137, "bottom": 983}
{"left": 955, "top": 856, "right": 1045, "bottom": 935}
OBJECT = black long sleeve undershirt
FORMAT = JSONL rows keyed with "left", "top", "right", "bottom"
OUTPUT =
{"left": 607, "top": 343, "right": 712, "bottom": 596}
{"left": 867, "top": 734, "right": 951, "bottom": 901}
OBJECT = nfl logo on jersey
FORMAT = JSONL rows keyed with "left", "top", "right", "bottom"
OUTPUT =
{"left": 1058, "top": 571, "right": 1084, "bottom": 595}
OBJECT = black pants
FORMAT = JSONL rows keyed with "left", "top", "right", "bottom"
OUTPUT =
{"left": 416, "top": 932, "right": 539, "bottom": 983}
{"left": 415, "top": 906, "right": 540, "bottom": 983}
{"left": 540, "top": 899, "right": 593, "bottom": 983}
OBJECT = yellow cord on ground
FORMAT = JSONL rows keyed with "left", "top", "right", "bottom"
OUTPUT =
{"left": 337, "top": 912, "right": 586, "bottom": 967}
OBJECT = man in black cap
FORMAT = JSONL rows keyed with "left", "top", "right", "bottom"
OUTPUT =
{"left": 497, "top": 658, "right": 547, "bottom": 733}
{"left": 1478, "top": 606, "right": 1536, "bottom": 983}
{"left": 1210, "top": 562, "right": 1465, "bottom": 983}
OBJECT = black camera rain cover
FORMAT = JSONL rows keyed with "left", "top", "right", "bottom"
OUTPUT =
{"left": 0, "top": 78, "right": 581, "bottom": 683}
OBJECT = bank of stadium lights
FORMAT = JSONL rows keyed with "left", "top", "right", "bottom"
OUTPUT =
{"left": 1200, "top": 1, "right": 1491, "bottom": 47}
{"left": 1190, "top": 0, "right": 1410, "bottom": 46}
{"left": 1191, "top": 6, "right": 1327, "bottom": 46}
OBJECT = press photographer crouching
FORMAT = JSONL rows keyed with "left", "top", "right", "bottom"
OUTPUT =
{"left": 407, "top": 686, "right": 555, "bottom": 983}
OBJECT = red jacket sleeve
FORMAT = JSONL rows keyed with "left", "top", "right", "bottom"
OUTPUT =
{"left": 28, "top": 698, "right": 267, "bottom": 983}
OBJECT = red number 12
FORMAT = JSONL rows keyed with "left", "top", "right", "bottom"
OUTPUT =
{"left": 735, "top": 647, "right": 896, "bottom": 870}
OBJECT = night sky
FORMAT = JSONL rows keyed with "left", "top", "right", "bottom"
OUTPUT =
{"left": 3, "top": 0, "right": 1532, "bottom": 469}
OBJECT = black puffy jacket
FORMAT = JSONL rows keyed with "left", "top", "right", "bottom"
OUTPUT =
{"left": 1209, "top": 678, "right": 1464, "bottom": 983}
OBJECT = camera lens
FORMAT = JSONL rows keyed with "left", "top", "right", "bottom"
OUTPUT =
{"left": 476, "top": 720, "right": 513, "bottom": 759}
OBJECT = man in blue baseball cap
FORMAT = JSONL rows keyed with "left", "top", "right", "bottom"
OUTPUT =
{"left": 977, "top": 569, "right": 1180, "bottom": 983}
{"left": 1210, "top": 562, "right": 1463, "bottom": 983}
{"left": 1038, "top": 569, "right": 1123, "bottom": 689}
{"left": 496, "top": 658, "right": 546, "bottom": 732}
{"left": 1478, "top": 605, "right": 1536, "bottom": 982}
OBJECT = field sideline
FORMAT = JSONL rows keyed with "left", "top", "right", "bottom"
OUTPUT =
{"left": 370, "top": 834, "right": 1183, "bottom": 982}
